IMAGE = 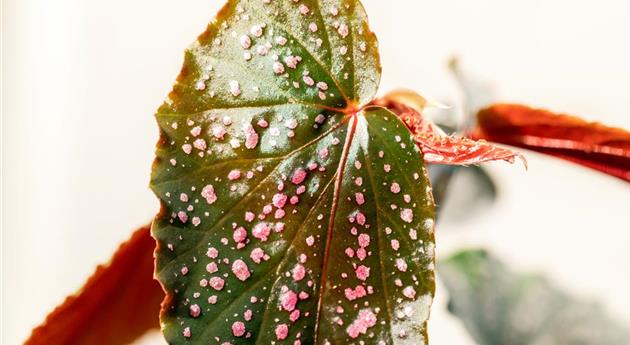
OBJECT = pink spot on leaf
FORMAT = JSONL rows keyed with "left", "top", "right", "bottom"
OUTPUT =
{"left": 232, "top": 321, "right": 246, "bottom": 337}
{"left": 358, "top": 234, "right": 370, "bottom": 248}
{"left": 396, "top": 258, "right": 408, "bottom": 272}
{"left": 292, "top": 264, "right": 306, "bottom": 281}
{"left": 355, "top": 265, "right": 370, "bottom": 281}
{"left": 280, "top": 290, "right": 298, "bottom": 311}
{"left": 356, "top": 212, "right": 366, "bottom": 226}
{"left": 193, "top": 138, "right": 207, "bottom": 150}
{"left": 232, "top": 259, "right": 251, "bottom": 281}
{"left": 305, "top": 236, "right": 315, "bottom": 247}
{"left": 207, "top": 247, "right": 218, "bottom": 259}
{"left": 346, "top": 309, "right": 377, "bottom": 339}
{"left": 250, "top": 247, "right": 265, "bottom": 264}
{"left": 206, "top": 262, "right": 218, "bottom": 273}
{"left": 355, "top": 192, "right": 365, "bottom": 205}
{"left": 252, "top": 223, "right": 271, "bottom": 241}
{"left": 403, "top": 286, "right": 416, "bottom": 299}
{"left": 182, "top": 144, "right": 192, "bottom": 154}
{"left": 189, "top": 304, "right": 201, "bottom": 318}
{"left": 201, "top": 185, "right": 217, "bottom": 205}
{"left": 344, "top": 285, "right": 367, "bottom": 301}
{"left": 390, "top": 182, "right": 401, "bottom": 194}
{"left": 289, "top": 309, "right": 301, "bottom": 322}
{"left": 244, "top": 123, "right": 259, "bottom": 149}
{"left": 291, "top": 168, "right": 307, "bottom": 185}
{"left": 272, "top": 193, "right": 288, "bottom": 208}
{"left": 177, "top": 211, "right": 188, "bottom": 223}
{"left": 400, "top": 208, "right": 414, "bottom": 223}
{"left": 233, "top": 227, "right": 247, "bottom": 243}
{"left": 209, "top": 277, "right": 225, "bottom": 291}
{"left": 228, "top": 170, "right": 242, "bottom": 180}
{"left": 275, "top": 324, "right": 289, "bottom": 340}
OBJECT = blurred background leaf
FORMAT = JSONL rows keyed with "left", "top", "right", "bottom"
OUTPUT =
{"left": 429, "top": 164, "right": 496, "bottom": 222}
{"left": 427, "top": 58, "right": 500, "bottom": 222}
{"left": 439, "top": 250, "right": 630, "bottom": 345}
{"left": 448, "top": 57, "right": 496, "bottom": 130}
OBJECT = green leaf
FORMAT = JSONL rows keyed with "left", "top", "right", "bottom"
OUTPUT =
{"left": 150, "top": 1, "right": 435, "bottom": 344}
{"left": 439, "top": 250, "right": 630, "bottom": 345}
{"left": 429, "top": 164, "right": 496, "bottom": 222}
{"left": 448, "top": 58, "right": 496, "bottom": 130}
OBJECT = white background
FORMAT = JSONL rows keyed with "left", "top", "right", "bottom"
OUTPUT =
{"left": 2, "top": 0, "right": 630, "bottom": 344}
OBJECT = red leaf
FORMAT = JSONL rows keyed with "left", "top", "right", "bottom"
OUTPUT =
{"left": 473, "top": 104, "right": 630, "bottom": 182}
{"left": 376, "top": 98, "right": 525, "bottom": 166}
{"left": 25, "top": 225, "right": 164, "bottom": 345}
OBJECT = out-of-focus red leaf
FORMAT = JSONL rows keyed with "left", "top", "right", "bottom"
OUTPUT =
{"left": 473, "top": 104, "right": 630, "bottom": 182}
{"left": 376, "top": 98, "right": 525, "bottom": 166}
{"left": 25, "top": 225, "right": 164, "bottom": 345}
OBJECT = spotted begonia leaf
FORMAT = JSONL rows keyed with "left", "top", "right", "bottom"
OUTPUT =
{"left": 150, "top": 1, "right": 436, "bottom": 344}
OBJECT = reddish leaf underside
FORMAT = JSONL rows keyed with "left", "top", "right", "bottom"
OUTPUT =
{"left": 25, "top": 226, "right": 163, "bottom": 345}
{"left": 473, "top": 104, "right": 630, "bottom": 182}
{"left": 377, "top": 98, "right": 526, "bottom": 167}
